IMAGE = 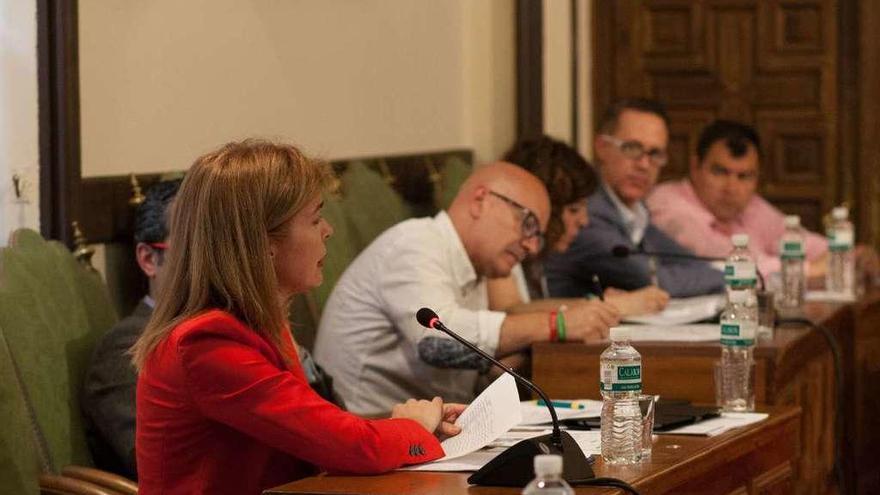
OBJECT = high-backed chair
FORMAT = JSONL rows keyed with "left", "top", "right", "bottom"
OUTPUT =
{"left": 0, "top": 229, "right": 137, "bottom": 494}
{"left": 338, "top": 162, "right": 412, "bottom": 252}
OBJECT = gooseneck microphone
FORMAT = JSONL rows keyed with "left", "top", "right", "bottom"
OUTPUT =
{"left": 611, "top": 244, "right": 724, "bottom": 263}
{"left": 415, "top": 307, "right": 594, "bottom": 487}
{"left": 416, "top": 307, "right": 563, "bottom": 446}
{"left": 611, "top": 244, "right": 766, "bottom": 290}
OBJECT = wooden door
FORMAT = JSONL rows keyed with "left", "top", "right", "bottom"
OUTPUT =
{"left": 594, "top": 0, "right": 839, "bottom": 232}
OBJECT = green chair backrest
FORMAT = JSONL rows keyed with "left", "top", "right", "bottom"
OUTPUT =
{"left": 339, "top": 162, "right": 412, "bottom": 251}
{"left": 435, "top": 155, "right": 472, "bottom": 210}
{"left": 312, "top": 196, "right": 358, "bottom": 313}
{"left": 0, "top": 326, "right": 41, "bottom": 495}
{"left": 0, "top": 229, "right": 118, "bottom": 472}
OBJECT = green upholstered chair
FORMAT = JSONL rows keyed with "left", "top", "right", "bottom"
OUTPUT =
{"left": 0, "top": 326, "right": 41, "bottom": 495}
{"left": 0, "top": 229, "right": 137, "bottom": 494}
{"left": 311, "top": 196, "right": 358, "bottom": 315}
{"left": 435, "top": 154, "right": 472, "bottom": 211}
{"left": 338, "top": 162, "right": 412, "bottom": 252}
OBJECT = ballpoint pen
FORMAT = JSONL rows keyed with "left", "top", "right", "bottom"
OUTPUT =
{"left": 536, "top": 399, "right": 589, "bottom": 410}
{"left": 591, "top": 274, "right": 605, "bottom": 301}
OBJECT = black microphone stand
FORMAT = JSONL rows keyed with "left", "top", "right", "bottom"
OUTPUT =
{"left": 416, "top": 308, "right": 594, "bottom": 487}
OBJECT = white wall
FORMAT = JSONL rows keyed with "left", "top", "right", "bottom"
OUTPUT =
{"left": 0, "top": 0, "right": 40, "bottom": 241}
{"left": 78, "top": 0, "right": 516, "bottom": 177}
{"left": 542, "top": 0, "right": 594, "bottom": 158}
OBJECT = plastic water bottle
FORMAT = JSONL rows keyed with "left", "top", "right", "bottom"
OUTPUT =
{"left": 521, "top": 455, "right": 574, "bottom": 495}
{"left": 778, "top": 215, "right": 806, "bottom": 310}
{"left": 600, "top": 327, "right": 643, "bottom": 465}
{"left": 720, "top": 234, "right": 757, "bottom": 412}
{"left": 826, "top": 206, "right": 855, "bottom": 295}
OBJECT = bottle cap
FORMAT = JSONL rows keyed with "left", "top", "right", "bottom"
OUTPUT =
{"left": 731, "top": 233, "right": 749, "bottom": 247}
{"left": 609, "top": 326, "right": 632, "bottom": 342}
{"left": 832, "top": 206, "right": 848, "bottom": 220}
{"left": 533, "top": 454, "right": 563, "bottom": 476}
{"left": 784, "top": 215, "right": 800, "bottom": 228}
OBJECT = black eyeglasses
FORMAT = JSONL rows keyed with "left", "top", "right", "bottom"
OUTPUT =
{"left": 601, "top": 135, "right": 669, "bottom": 167}
{"left": 488, "top": 190, "right": 545, "bottom": 250}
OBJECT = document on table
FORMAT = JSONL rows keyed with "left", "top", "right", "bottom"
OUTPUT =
{"left": 404, "top": 429, "right": 602, "bottom": 472}
{"left": 805, "top": 290, "right": 857, "bottom": 303}
{"left": 657, "top": 412, "right": 768, "bottom": 436}
{"left": 624, "top": 294, "right": 724, "bottom": 326}
{"left": 434, "top": 373, "right": 522, "bottom": 460}
{"left": 616, "top": 324, "right": 719, "bottom": 343}
{"left": 518, "top": 400, "right": 602, "bottom": 425}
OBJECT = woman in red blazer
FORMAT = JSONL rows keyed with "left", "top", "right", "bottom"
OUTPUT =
{"left": 130, "top": 140, "right": 464, "bottom": 495}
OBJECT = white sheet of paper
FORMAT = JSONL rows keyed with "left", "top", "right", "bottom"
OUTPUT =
{"left": 624, "top": 295, "right": 724, "bottom": 326}
{"left": 657, "top": 412, "right": 768, "bottom": 436}
{"left": 615, "top": 323, "right": 719, "bottom": 342}
{"left": 566, "top": 430, "right": 602, "bottom": 456}
{"left": 805, "top": 290, "right": 856, "bottom": 303}
{"left": 435, "top": 373, "right": 522, "bottom": 460}
{"left": 518, "top": 400, "right": 602, "bottom": 425}
{"left": 403, "top": 429, "right": 601, "bottom": 472}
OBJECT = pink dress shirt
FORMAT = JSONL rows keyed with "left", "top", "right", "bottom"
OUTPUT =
{"left": 646, "top": 179, "right": 827, "bottom": 275}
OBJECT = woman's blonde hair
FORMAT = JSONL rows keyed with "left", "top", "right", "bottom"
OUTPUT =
{"left": 131, "top": 139, "right": 335, "bottom": 371}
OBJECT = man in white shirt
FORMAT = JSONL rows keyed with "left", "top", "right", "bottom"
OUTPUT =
{"left": 315, "top": 162, "right": 618, "bottom": 415}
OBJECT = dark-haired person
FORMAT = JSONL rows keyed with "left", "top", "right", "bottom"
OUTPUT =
{"left": 82, "top": 178, "right": 181, "bottom": 479}
{"left": 544, "top": 99, "right": 725, "bottom": 298}
{"left": 647, "top": 119, "right": 878, "bottom": 282}
{"left": 130, "top": 141, "right": 464, "bottom": 495}
{"left": 489, "top": 135, "right": 669, "bottom": 317}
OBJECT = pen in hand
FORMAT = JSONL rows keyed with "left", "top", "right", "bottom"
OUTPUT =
{"left": 591, "top": 274, "right": 605, "bottom": 301}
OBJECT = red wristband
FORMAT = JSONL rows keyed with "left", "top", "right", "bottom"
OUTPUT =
{"left": 549, "top": 310, "right": 558, "bottom": 342}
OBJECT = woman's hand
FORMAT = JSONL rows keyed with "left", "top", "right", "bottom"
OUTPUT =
{"left": 391, "top": 397, "right": 466, "bottom": 440}
{"left": 605, "top": 286, "right": 670, "bottom": 316}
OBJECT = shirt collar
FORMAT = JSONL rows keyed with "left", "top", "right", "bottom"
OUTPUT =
{"left": 602, "top": 181, "right": 649, "bottom": 244}
{"left": 434, "top": 211, "right": 479, "bottom": 289}
{"left": 144, "top": 295, "right": 156, "bottom": 309}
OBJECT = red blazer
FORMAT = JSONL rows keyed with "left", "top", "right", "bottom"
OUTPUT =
{"left": 136, "top": 310, "right": 443, "bottom": 495}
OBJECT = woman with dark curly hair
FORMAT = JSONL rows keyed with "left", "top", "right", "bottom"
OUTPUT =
{"left": 491, "top": 135, "right": 669, "bottom": 317}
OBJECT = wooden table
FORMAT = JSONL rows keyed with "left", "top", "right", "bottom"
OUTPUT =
{"left": 266, "top": 407, "right": 799, "bottom": 495}
{"left": 532, "top": 294, "right": 880, "bottom": 495}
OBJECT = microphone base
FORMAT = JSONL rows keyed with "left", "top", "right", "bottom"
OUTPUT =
{"left": 466, "top": 431, "right": 594, "bottom": 487}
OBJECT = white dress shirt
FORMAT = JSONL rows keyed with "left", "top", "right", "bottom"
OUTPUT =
{"left": 313, "top": 212, "right": 507, "bottom": 415}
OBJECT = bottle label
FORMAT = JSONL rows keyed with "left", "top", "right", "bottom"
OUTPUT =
{"left": 600, "top": 363, "right": 642, "bottom": 392}
{"left": 780, "top": 240, "right": 805, "bottom": 260}
{"left": 827, "top": 230, "right": 854, "bottom": 251}
{"left": 724, "top": 261, "right": 757, "bottom": 288}
{"left": 720, "top": 321, "right": 756, "bottom": 346}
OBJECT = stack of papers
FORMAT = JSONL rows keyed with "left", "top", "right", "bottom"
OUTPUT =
{"left": 805, "top": 291, "right": 857, "bottom": 303}
{"left": 624, "top": 295, "right": 724, "bottom": 326}
{"left": 657, "top": 412, "right": 768, "bottom": 436}
{"left": 615, "top": 324, "right": 719, "bottom": 342}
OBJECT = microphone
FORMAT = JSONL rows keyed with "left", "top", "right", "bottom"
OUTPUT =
{"left": 611, "top": 244, "right": 724, "bottom": 263}
{"left": 611, "top": 244, "right": 766, "bottom": 290}
{"left": 416, "top": 308, "right": 594, "bottom": 487}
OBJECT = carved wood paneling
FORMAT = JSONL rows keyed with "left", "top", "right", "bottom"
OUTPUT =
{"left": 751, "top": 462, "right": 795, "bottom": 494}
{"left": 595, "top": 0, "right": 839, "bottom": 229}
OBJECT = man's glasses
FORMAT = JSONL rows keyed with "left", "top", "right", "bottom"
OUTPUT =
{"left": 600, "top": 135, "right": 668, "bottom": 167}
{"left": 488, "top": 190, "right": 545, "bottom": 251}
{"left": 148, "top": 242, "right": 168, "bottom": 251}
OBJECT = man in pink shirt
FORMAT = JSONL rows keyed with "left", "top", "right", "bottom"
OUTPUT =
{"left": 646, "top": 120, "right": 829, "bottom": 279}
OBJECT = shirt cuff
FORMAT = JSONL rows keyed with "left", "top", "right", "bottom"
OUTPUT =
{"left": 476, "top": 310, "right": 505, "bottom": 357}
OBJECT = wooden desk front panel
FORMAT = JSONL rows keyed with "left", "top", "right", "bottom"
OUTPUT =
{"left": 265, "top": 408, "right": 800, "bottom": 495}
{"left": 531, "top": 345, "right": 769, "bottom": 405}
{"left": 532, "top": 333, "right": 831, "bottom": 495}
